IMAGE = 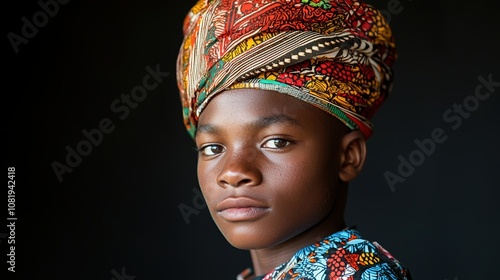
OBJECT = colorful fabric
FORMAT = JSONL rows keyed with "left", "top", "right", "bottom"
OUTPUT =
{"left": 236, "top": 228, "right": 412, "bottom": 280}
{"left": 176, "top": 0, "right": 397, "bottom": 139}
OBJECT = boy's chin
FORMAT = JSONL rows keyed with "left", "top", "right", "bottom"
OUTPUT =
{"left": 218, "top": 226, "right": 282, "bottom": 250}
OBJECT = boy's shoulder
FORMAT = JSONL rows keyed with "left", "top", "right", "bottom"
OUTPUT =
{"left": 253, "top": 228, "right": 412, "bottom": 280}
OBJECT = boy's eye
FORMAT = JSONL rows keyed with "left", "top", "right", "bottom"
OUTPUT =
{"left": 198, "top": 144, "right": 225, "bottom": 156}
{"left": 262, "top": 138, "right": 290, "bottom": 149}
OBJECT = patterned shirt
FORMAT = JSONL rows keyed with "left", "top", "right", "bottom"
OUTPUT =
{"left": 237, "top": 228, "right": 412, "bottom": 280}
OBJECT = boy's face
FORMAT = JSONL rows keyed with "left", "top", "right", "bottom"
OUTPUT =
{"left": 195, "top": 89, "right": 349, "bottom": 250}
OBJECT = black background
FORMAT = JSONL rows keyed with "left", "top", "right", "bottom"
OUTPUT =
{"left": 3, "top": 0, "right": 500, "bottom": 279}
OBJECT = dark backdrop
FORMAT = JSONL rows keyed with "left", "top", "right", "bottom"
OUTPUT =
{"left": 3, "top": 0, "right": 499, "bottom": 279}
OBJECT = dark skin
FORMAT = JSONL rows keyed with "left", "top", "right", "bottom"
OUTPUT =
{"left": 195, "top": 89, "right": 367, "bottom": 276}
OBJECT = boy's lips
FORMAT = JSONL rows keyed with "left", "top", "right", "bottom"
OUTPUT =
{"left": 216, "top": 197, "right": 270, "bottom": 222}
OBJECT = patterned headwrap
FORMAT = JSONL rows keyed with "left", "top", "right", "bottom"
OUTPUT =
{"left": 177, "top": 0, "right": 397, "bottom": 139}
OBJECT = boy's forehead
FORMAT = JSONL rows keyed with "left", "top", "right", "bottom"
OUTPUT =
{"left": 198, "top": 89, "right": 303, "bottom": 122}
{"left": 197, "top": 88, "right": 347, "bottom": 135}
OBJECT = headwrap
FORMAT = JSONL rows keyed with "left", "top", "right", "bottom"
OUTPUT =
{"left": 176, "top": 0, "right": 397, "bottom": 139}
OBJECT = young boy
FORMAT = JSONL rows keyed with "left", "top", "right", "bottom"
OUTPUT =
{"left": 176, "top": 0, "right": 412, "bottom": 279}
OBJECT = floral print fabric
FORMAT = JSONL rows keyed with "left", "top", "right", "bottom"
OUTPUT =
{"left": 238, "top": 228, "right": 412, "bottom": 280}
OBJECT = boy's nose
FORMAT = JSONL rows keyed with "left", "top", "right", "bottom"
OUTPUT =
{"left": 217, "top": 149, "right": 262, "bottom": 188}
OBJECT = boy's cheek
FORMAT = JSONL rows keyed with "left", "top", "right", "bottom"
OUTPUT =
{"left": 197, "top": 172, "right": 219, "bottom": 205}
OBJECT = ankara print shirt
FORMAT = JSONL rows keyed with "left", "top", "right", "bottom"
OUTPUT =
{"left": 237, "top": 228, "right": 412, "bottom": 280}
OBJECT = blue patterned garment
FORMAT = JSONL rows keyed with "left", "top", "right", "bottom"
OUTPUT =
{"left": 237, "top": 228, "right": 412, "bottom": 280}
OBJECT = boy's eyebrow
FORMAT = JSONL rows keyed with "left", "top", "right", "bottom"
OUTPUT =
{"left": 197, "top": 123, "right": 219, "bottom": 135}
{"left": 252, "top": 114, "right": 303, "bottom": 129}
{"left": 196, "top": 114, "right": 302, "bottom": 135}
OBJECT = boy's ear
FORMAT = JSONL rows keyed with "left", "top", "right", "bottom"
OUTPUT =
{"left": 338, "top": 130, "right": 367, "bottom": 183}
